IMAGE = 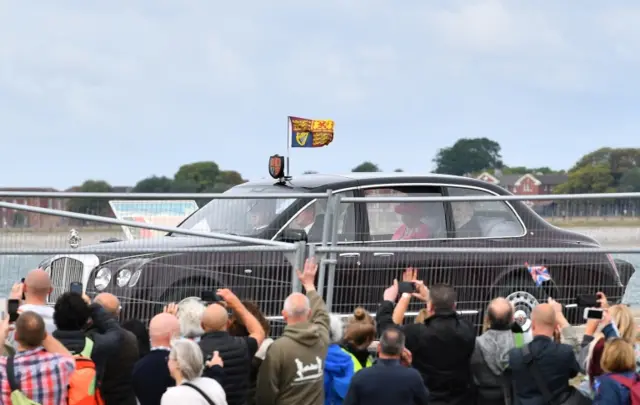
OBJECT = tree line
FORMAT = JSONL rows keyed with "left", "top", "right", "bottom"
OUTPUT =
{"left": 66, "top": 139, "right": 640, "bottom": 217}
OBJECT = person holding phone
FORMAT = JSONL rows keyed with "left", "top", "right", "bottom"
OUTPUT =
{"left": 580, "top": 298, "right": 639, "bottom": 391}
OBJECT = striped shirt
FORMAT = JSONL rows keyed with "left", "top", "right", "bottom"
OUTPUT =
{"left": 0, "top": 347, "right": 75, "bottom": 405}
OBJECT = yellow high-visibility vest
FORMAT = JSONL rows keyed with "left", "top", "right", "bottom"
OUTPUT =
{"left": 341, "top": 348, "right": 373, "bottom": 373}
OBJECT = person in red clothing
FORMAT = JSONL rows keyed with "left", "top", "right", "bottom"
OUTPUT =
{"left": 392, "top": 203, "right": 430, "bottom": 240}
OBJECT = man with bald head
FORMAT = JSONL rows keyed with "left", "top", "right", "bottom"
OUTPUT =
{"left": 93, "top": 293, "right": 138, "bottom": 405}
{"left": 199, "top": 288, "right": 266, "bottom": 405}
{"left": 508, "top": 303, "right": 582, "bottom": 404}
{"left": 256, "top": 258, "right": 330, "bottom": 405}
{"left": 471, "top": 297, "right": 525, "bottom": 405}
{"left": 9, "top": 269, "right": 55, "bottom": 334}
{"left": 133, "top": 312, "right": 181, "bottom": 405}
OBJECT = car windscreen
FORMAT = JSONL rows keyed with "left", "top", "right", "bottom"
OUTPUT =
{"left": 176, "top": 185, "right": 301, "bottom": 237}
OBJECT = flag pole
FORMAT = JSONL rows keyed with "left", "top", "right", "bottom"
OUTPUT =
{"left": 286, "top": 116, "right": 290, "bottom": 177}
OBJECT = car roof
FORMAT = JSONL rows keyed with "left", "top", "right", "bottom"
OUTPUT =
{"left": 233, "top": 172, "right": 509, "bottom": 194}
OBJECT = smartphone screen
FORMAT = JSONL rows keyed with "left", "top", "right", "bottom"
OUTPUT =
{"left": 8, "top": 299, "right": 20, "bottom": 323}
{"left": 584, "top": 308, "right": 603, "bottom": 320}
{"left": 397, "top": 282, "right": 415, "bottom": 298}
{"left": 69, "top": 282, "right": 83, "bottom": 295}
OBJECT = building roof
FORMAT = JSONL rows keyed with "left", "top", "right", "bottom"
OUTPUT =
{"left": 534, "top": 173, "right": 568, "bottom": 185}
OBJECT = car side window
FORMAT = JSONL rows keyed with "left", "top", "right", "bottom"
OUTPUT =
{"left": 282, "top": 191, "right": 356, "bottom": 243}
{"left": 364, "top": 187, "right": 447, "bottom": 241}
{"left": 447, "top": 187, "right": 525, "bottom": 238}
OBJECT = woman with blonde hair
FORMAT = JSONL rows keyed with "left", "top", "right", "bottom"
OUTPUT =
{"left": 581, "top": 303, "right": 638, "bottom": 388}
{"left": 593, "top": 338, "right": 637, "bottom": 405}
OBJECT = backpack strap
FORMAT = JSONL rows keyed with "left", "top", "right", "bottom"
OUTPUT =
{"left": 609, "top": 374, "right": 638, "bottom": 389}
{"left": 80, "top": 337, "right": 94, "bottom": 358}
{"left": 182, "top": 383, "right": 216, "bottom": 405}
{"left": 521, "top": 344, "right": 556, "bottom": 405}
{"left": 6, "top": 355, "right": 20, "bottom": 393}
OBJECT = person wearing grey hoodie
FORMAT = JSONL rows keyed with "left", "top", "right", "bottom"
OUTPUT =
{"left": 471, "top": 297, "right": 524, "bottom": 405}
{"left": 256, "top": 258, "right": 330, "bottom": 405}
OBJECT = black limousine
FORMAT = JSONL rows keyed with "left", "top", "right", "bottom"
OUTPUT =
{"left": 38, "top": 172, "right": 632, "bottom": 329}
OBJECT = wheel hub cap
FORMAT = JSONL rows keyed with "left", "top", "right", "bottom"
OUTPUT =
{"left": 506, "top": 291, "right": 539, "bottom": 332}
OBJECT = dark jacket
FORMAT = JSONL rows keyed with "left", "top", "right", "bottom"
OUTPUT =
{"left": 594, "top": 371, "right": 636, "bottom": 405}
{"left": 100, "top": 328, "right": 139, "bottom": 405}
{"left": 52, "top": 303, "right": 122, "bottom": 381}
{"left": 377, "top": 300, "right": 476, "bottom": 405}
{"left": 132, "top": 348, "right": 174, "bottom": 405}
{"left": 508, "top": 335, "right": 581, "bottom": 405}
{"left": 199, "top": 330, "right": 258, "bottom": 405}
{"left": 471, "top": 326, "right": 524, "bottom": 405}
{"left": 343, "top": 358, "right": 429, "bottom": 405}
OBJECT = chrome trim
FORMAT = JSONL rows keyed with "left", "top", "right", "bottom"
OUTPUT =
{"left": 339, "top": 252, "right": 360, "bottom": 257}
{"left": 46, "top": 254, "right": 99, "bottom": 302}
{"left": 272, "top": 182, "right": 528, "bottom": 244}
{"left": 373, "top": 252, "right": 394, "bottom": 257}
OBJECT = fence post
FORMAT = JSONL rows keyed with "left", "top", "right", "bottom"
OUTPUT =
{"left": 291, "top": 241, "right": 307, "bottom": 293}
{"left": 317, "top": 190, "right": 335, "bottom": 297}
{"left": 324, "top": 194, "right": 342, "bottom": 313}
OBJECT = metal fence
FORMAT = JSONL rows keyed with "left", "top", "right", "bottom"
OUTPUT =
{"left": 0, "top": 190, "right": 639, "bottom": 332}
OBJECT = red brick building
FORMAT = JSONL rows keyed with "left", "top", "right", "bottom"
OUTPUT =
{"left": 0, "top": 187, "right": 65, "bottom": 228}
{"left": 476, "top": 171, "right": 568, "bottom": 205}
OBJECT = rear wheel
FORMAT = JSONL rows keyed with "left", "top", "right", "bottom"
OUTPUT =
{"left": 493, "top": 276, "right": 557, "bottom": 333}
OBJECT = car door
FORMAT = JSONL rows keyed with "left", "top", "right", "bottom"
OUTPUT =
{"left": 279, "top": 190, "right": 361, "bottom": 310}
{"left": 333, "top": 184, "right": 449, "bottom": 315}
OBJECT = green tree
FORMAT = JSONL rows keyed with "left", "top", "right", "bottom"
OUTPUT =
{"left": 132, "top": 176, "right": 174, "bottom": 193}
{"left": 66, "top": 180, "right": 114, "bottom": 218}
{"left": 433, "top": 138, "right": 503, "bottom": 176}
{"left": 394, "top": 168, "right": 404, "bottom": 172}
{"left": 352, "top": 162, "right": 381, "bottom": 172}
{"left": 174, "top": 161, "right": 221, "bottom": 193}
{"left": 619, "top": 167, "right": 640, "bottom": 192}
{"left": 554, "top": 164, "right": 615, "bottom": 194}
{"left": 571, "top": 147, "right": 640, "bottom": 187}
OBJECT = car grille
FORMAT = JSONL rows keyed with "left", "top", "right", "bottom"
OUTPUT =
{"left": 48, "top": 258, "right": 84, "bottom": 303}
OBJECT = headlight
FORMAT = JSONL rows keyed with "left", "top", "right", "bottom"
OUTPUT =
{"left": 128, "top": 269, "right": 142, "bottom": 287}
{"left": 116, "top": 269, "right": 132, "bottom": 287}
{"left": 94, "top": 267, "right": 112, "bottom": 291}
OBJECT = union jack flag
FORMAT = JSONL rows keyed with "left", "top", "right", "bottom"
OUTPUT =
{"left": 526, "top": 263, "right": 551, "bottom": 287}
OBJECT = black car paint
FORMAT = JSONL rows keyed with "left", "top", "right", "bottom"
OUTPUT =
{"left": 77, "top": 173, "right": 624, "bottom": 324}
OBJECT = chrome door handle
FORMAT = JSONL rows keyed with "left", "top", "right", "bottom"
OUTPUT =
{"left": 373, "top": 252, "right": 394, "bottom": 257}
{"left": 339, "top": 253, "right": 360, "bottom": 258}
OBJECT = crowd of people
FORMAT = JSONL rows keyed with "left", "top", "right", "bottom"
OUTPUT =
{"left": 0, "top": 260, "right": 639, "bottom": 405}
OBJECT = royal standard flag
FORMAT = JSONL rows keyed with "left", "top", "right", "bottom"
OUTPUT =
{"left": 289, "top": 116, "right": 335, "bottom": 148}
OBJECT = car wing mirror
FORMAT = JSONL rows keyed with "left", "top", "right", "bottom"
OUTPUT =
{"left": 278, "top": 229, "right": 308, "bottom": 243}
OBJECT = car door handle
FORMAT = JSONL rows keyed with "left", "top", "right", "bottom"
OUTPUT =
{"left": 339, "top": 253, "right": 360, "bottom": 258}
{"left": 373, "top": 252, "right": 394, "bottom": 257}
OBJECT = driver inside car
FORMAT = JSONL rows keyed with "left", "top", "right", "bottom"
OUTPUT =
{"left": 392, "top": 203, "right": 430, "bottom": 240}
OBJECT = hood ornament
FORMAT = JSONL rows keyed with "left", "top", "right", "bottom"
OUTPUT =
{"left": 69, "top": 229, "right": 81, "bottom": 249}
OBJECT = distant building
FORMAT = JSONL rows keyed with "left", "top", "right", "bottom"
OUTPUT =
{"left": 475, "top": 171, "right": 568, "bottom": 206}
{"left": 0, "top": 187, "right": 65, "bottom": 228}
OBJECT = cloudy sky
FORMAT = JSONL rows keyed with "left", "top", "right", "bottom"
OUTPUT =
{"left": 1, "top": 1, "right": 639, "bottom": 189}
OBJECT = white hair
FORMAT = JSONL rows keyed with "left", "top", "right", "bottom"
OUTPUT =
{"left": 328, "top": 314, "right": 344, "bottom": 343}
{"left": 170, "top": 339, "right": 204, "bottom": 381}
{"left": 177, "top": 298, "right": 206, "bottom": 339}
{"left": 283, "top": 295, "right": 310, "bottom": 318}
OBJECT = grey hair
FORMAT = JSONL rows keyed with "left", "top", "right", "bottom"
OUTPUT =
{"left": 177, "top": 298, "right": 206, "bottom": 338}
{"left": 169, "top": 339, "right": 204, "bottom": 381}
{"left": 379, "top": 328, "right": 405, "bottom": 356}
{"left": 328, "top": 314, "right": 344, "bottom": 343}
{"left": 283, "top": 295, "right": 310, "bottom": 318}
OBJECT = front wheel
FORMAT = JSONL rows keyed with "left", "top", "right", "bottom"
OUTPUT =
{"left": 493, "top": 277, "right": 556, "bottom": 334}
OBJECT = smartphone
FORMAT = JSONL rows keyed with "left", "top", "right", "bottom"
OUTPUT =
{"left": 576, "top": 294, "right": 600, "bottom": 308}
{"left": 8, "top": 299, "right": 20, "bottom": 323}
{"left": 200, "top": 291, "right": 222, "bottom": 303}
{"left": 69, "top": 282, "right": 83, "bottom": 295}
{"left": 397, "top": 282, "right": 416, "bottom": 298}
{"left": 20, "top": 278, "right": 25, "bottom": 300}
{"left": 584, "top": 308, "right": 603, "bottom": 320}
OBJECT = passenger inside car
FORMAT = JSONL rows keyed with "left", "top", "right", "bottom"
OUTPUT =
{"left": 453, "top": 201, "right": 523, "bottom": 238}
{"left": 392, "top": 203, "right": 430, "bottom": 240}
